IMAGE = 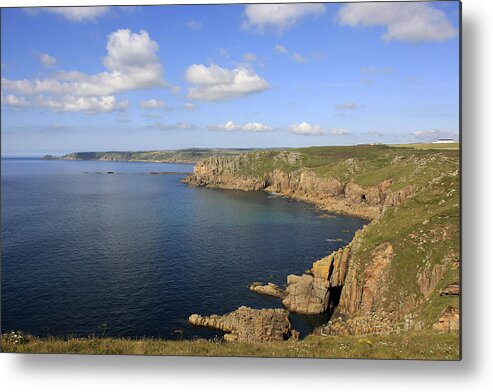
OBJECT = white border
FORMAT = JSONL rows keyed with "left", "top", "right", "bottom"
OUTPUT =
{"left": 2, "top": 0, "right": 493, "bottom": 391}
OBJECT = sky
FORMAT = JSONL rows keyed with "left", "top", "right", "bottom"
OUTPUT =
{"left": 1, "top": 2, "right": 460, "bottom": 156}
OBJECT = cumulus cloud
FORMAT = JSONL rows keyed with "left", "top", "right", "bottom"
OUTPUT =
{"left": 140, "top": 99, "right": 168, "bottom": 110}
{"left": 1, "top": 92, "right": 30, "bottom": 108}
{"left": 338, "top": 3, "right": 457, "bottom": 43}
{"left": 289, "top": 122, "right": 348, "bottom": 136}
{"left": 37, "top": 52, "right": 57, "bottom": 68}
{"left": 6, "top": 94, "right": 128, "bottom": 113}
{"left": 414, "top": 129, "right": 458, "bottom": 141}
{"left": 42, "top": 6, "right": 111, "bottom": 22}
{"left": 242, "top": 4, "right": 326, "bottom": 33}
{"left": 289, "top": 122, "right": 325, "bottom": 136}
{"left": 2, "top": 29, "right": 165, "bottom": 113}
{"left": 185, "top": 64, "right": 269, "bottom": 101}
{"left": 208, "top": 120, "right": 273, "bottom": 132}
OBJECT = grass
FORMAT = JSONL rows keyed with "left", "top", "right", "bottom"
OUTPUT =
{"left": 1, "top": 330, "right": 459, "bottom": 360}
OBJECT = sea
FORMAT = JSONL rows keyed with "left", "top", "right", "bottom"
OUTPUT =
{"left": 1, "top": 158, "right": 367, "bottom": 339}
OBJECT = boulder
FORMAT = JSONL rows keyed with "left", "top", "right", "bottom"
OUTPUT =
{"left": 249, "top": 282, "right": 285, "bottom": 298}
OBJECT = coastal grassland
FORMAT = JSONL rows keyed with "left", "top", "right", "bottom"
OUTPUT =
{"left": 1, "top": 330, "right": 459, "bottom": 360}
{"left": 233, "top": 145, "right": 459, "bottom": 192}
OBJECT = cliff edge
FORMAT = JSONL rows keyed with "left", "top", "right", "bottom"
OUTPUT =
{"left": 185, "top": 145, "right": 460, "bottom": 336}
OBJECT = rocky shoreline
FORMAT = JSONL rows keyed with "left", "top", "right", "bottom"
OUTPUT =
{"left": 184, "top": 149, "right": 460, "bottom": 340}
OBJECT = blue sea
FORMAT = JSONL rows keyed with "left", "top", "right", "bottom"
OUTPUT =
{"left": 1, "top": 158, "right": 366, "bottom": 339}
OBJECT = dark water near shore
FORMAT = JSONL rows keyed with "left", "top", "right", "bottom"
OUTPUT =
{"left": 1, "top": 158, "right": 366, "bottom": 340}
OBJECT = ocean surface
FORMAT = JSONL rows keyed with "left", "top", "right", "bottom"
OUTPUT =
{"left": 1, "top": 158, "right": 366, "bottom": 339}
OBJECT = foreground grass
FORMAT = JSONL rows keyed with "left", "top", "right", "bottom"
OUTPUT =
{"left": 1, "top": 330, "right": 459, "bottom": 360}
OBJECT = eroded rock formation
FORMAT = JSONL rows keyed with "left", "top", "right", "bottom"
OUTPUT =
{"left": 188, "top": 306, "right": 298, "bottom": 342}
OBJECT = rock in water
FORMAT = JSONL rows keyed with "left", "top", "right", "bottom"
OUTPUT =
{"left": 249, "top": 282, "right": 285, "bottom": 298}
{"left": 188, "top": 306, "right": 298, "bottom": 342}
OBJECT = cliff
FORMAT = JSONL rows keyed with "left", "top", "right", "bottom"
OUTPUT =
{"left": 185, "top": 145, "right": 460, "bottom": 336}
{"left": 60, "top": 148, "right": 257, "bottom": 164}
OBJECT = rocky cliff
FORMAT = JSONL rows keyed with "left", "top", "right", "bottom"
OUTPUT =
{"left": 185, "top": 145, "right": 460, "bottom": 337}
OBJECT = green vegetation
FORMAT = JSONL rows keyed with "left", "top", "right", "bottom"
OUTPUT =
{"left": 1, "top": 330, "right": 459, "bottom": 360}
{"left": 232, "top": 145, "right": 458, "bottom": 192}
{"left": 58, "top": 148, "right": 262, "bottom": 163}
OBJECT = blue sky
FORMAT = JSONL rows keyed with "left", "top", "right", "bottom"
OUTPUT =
{"left": 1, "top": 2, "right": 460, "bottom": 156}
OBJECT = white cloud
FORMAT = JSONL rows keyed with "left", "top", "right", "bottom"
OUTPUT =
{"left": 330, "top": 128, "right": 349, "bottom": 136}
{"left": 209, "top": 120, "right": 273, "bottom": 132}
{"left": 1, "top": 92, "right": 30, "bottom": 108}
{"left": 338, "top": 3, "right": 457, "bottom": 43}
{"left": 36, "top": 95, "right": 128, "bottom": 113}
{"left": 274, "top": 44, "right": 306, "bottom": 64}
{"left": 289, "top": 122, "right": 325, "bottom": 136}
{"left": 2, "top": 29, "right": 165, "bottom": 114}
{"left": 187, "top": 19, "right": 202, "bottom": 31}
{"left": 140, "top": 99, "right": 167, "bottom": 110}
{"left": 242, "top": 4, "right": 326, "bottom": 33}
{"left": 291, "top": 53, "right": 306, "bottom": 64}
{"left": 42, "top": 6, "right": 111, "bottom": 22}
{"left": 243, "top": 53, "right": 257, "bottom": 62}
{"left": 150, "top": 122, "right": 198, "bottom": 131}
{"left": 274, "top": 44, "right": 289, "bottom": 54}
{"left": 336, "top": 102, "right": 358, "bottom": 110}
{"left": 37, "top": 52, "right": 57, "bottom": 68}
{"left": 185, "top": 64, "right": 269, "bottom": 101}
{"left": 414, "top": 129, "right": 458, "bottom": 141}
{"left": 184, "top": 102, "right": 197, "bottom": 111}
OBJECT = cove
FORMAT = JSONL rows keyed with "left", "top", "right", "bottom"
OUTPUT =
{"left": 1, "top": 159, "right": 367, "bottom": 339}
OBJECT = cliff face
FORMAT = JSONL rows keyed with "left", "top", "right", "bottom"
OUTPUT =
{"left": 186, "top": 153, "right": 406, "bottom": 220}
{"left": 185, "top": 147, "right": 460, "bottom": 336}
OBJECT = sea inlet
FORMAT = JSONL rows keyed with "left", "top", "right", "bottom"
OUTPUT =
{"left": 1, "top": 159, "right": 367, "bottom": 339}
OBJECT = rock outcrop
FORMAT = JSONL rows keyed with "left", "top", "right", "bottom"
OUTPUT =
{"left": 432, "top": 306, "right": 460, "bottom": 332}
{"left": 185, "top": 153, "right": 414, "bottom": 220}
{"left": 188, "top": 306, "right": 298, "bottom": 342}
{"left": 249, "top": 282, "right": 285, "bottom": 298}
{"left": 440, "top": 284, "right": 460, "bottom": 296}
{"left": 281, "top": 246, "right": 351, "bottom": 314}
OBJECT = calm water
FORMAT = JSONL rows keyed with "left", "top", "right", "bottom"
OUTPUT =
{"left": 1, "top": 158, "right": 366, "bottom": 339}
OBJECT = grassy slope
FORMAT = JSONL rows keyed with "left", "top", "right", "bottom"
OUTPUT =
{"left": 214, "top": 145, "right": 460, "bottom": 328}
{"left": 1, "top": 331, "right": 459, "bottom": 360}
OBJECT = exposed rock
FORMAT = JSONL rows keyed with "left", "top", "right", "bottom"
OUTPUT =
{"left": 188, "top": 306, "right": 298, "bottom": 342}
{"left": 384, "top": 185, "right": 416, "bottom": 208}
{"left": 314, "top": 312, "right": 397, "bottom": 336}
{"left": 417, "top": 263, "right": 445, "bottom": 298}
{"left": 338, "top": 242, "right": 394, "bottom": 316}
{"left": 432, "top": 306, "right": 460, "bottom": 332}
{"left": 282, "top": 274, "right": 330, "bottom": 314}
{"left": 440, "top": 283, "right": 460, "bottom": 296}
{"left": 185, "top": 153, "right": 403, "bottom": 220}
{"left": 249, "top": 282, "right": 285, "bottom": 298}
